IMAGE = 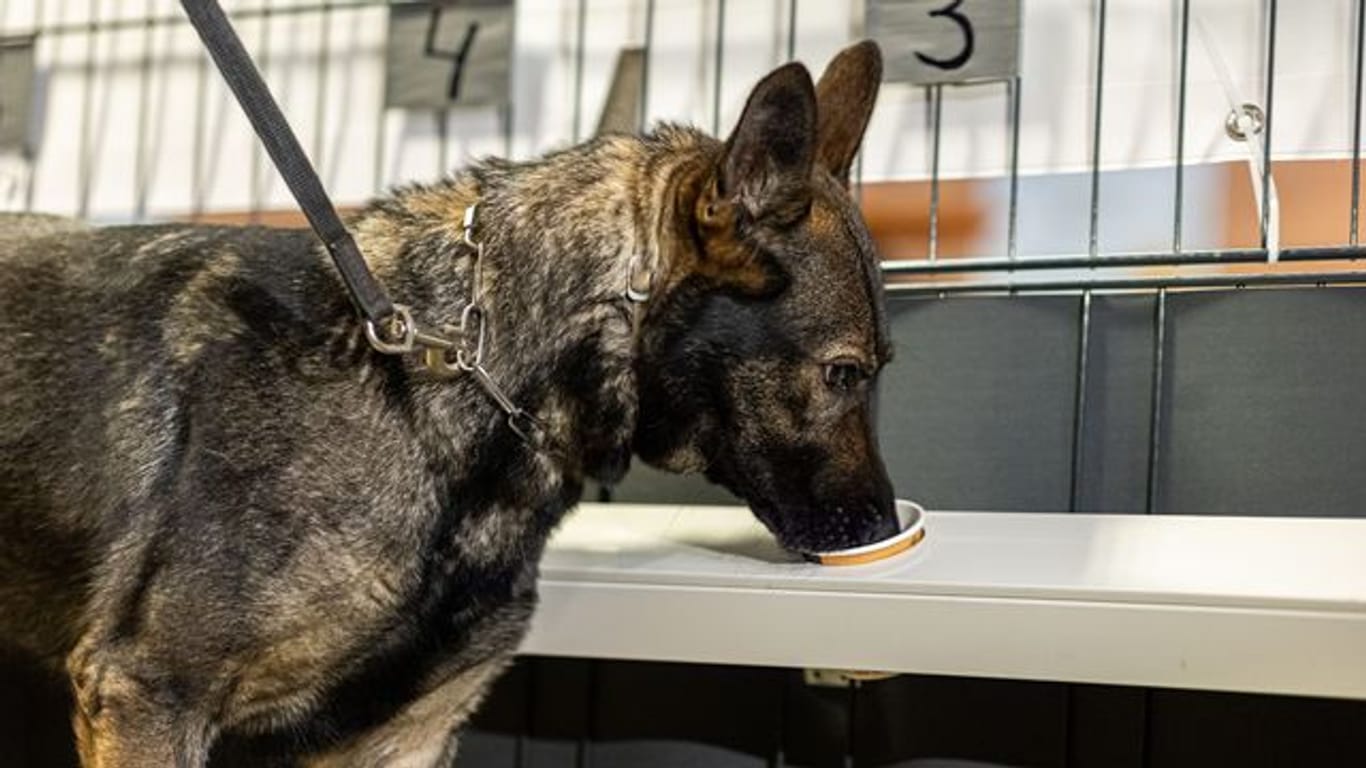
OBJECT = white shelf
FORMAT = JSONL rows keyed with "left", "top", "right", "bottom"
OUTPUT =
{"left": 521, "top": 504, "right": 1366, "bottom": 700}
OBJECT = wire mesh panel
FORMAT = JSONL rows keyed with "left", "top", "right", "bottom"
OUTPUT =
{"left": 0, "top": 1, "right": 1359, "bottom": 268}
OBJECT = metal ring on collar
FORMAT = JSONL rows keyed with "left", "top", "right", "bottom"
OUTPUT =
{"left": 456, "top": 303, "right": 487, "bottom": 371}
{"left": 364, "top": 304, "right": 418, "bottom": 354}
{"left": 462, "top": 202, "right": 480, "bottom": 247}
{"left": 625, "top": 252, "right": 653, "bottom": 303}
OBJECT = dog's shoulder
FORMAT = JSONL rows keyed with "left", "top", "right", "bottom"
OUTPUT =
{"left": 1, "top": 221, "right": 363, "bottom": 480}
{"left": 6, "top": 221, "right": 349, "bottom": 353}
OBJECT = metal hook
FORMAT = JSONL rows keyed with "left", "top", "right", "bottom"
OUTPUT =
{"left": 364, "top": 304, "right": 418, "bottom": 354}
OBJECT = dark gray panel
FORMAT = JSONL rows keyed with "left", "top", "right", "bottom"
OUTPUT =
{"left": 879, "top": 295, "right": 1080, "bottom": 512}
{"left": 869, "top": 0, "right": 1021, "bottom": 85}
{"left": 1067, "top": 686, "right": 1145, "bottom": 768}
{"left": 459, "top": 657, "right": 591, "bottom": 768}
{"left": 854, "top": 674, "right": 1068, "bottom": 767}
{"left": 456, "top": 660, "right": 528, "bottom": 767}
{"left": 608, "top": 288, "right": 1366, "bottom": 519}
{"left": 590, "top": 742, "right": 765, "bottom": 767}
{"left": 783, "top": 670, "right": 853, "bottom": 767}
{"left": 1160, "top": 288, "right": 1366, "bottom": 517}
{"left": 1147, "top": 689, "right": 1366, "bottom": 767}
{"left": 454, "top": 733, "right": 519, "bottom": 767}
{"left": 589, "top": 662, "right": 781, "bottom": 767}
{"left": 385, "top": 1, "right": 514, "bottom": 109}
{"left": 608, "top": 461, "right": 742, "bottom": 505}
{"left": 1076, "top": 296, "right": 1158, "bottom": 514}
{"left": 0, "top": 35, "right": 36, "bottom": 152}
{"left": 521, "top": 738, "right": 580, "bottom": 768}
{"left": 527, "top": 657, "right": 593, "bottom": 768}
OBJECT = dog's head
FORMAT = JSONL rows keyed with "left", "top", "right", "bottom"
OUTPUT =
{"left": 634, "top": 41, "right": 897, "bottom": 553}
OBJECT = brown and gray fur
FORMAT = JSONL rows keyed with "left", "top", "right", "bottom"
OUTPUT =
{"left": 0, "top": 42, "right": 894, "bottom": 767}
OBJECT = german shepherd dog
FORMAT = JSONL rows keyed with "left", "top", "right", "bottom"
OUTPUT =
{"left": 0, "top": 41, "right": 895, "bottom": 766}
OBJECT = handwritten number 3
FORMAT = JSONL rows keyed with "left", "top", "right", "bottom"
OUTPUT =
{"left": 915, "top": 0, "right": 975, "bottom": 71}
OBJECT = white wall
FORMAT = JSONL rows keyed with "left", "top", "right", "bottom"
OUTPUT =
{"left": 0, "top": 0, "right": 1358, "bottom": 225}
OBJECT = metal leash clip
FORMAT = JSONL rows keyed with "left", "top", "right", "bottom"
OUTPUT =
{"left": 364, "top": 304, "right": 418, "bottom": 354}
{"left": 366, "top": 304, "right": 464, "bottom": 358}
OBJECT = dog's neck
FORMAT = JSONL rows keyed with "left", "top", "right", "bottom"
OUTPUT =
{"left": 346, "top": 126, "right": 718, "bottom": 486}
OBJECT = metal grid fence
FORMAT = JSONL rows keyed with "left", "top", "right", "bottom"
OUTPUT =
{"left": 886, "top": 0, "right": 1366, "bottom": 295}
{"left": 1, "top": 2, "right": 1362, "bottom": 284}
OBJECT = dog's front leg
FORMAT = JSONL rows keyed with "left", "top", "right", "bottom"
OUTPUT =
{"left": 67, "top": 642, "right": 214, "bottom": 768}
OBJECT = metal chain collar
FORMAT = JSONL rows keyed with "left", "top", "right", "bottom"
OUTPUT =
{"left": 361, "top": 201, "right": 657, "bottom": 454}
{"left": 363, "top": 202, "right": 552, "bottom": 451}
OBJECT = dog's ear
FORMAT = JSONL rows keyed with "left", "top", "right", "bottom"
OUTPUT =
{"left": 814, "top": 40, "right": 882, "bottom": 186}
{"left": 705, "top": 62, "right": 817, "bottom": 227}
{"left": 689, "top": 63, "right": 814, "bottom": 293}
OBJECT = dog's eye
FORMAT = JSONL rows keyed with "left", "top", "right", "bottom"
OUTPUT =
{"left": 823, "top": 361, "right": 868, "bottom": 392}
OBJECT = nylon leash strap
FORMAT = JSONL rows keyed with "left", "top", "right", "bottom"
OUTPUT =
{"left": 179, "top": 0, "right": 563, "bottom": 455}
{"left": 178, "top": 0, "right": 395, "bottom": 326}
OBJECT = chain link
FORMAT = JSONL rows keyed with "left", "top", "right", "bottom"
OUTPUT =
{"left": 458, "top": 205, "right": 555, "bottom": 452}
{"left": 363, "top": 202, "right": 554, "bottom": 454}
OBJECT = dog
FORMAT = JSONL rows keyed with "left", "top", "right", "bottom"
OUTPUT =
{"left": 0, "top": 40, "right": 895, "bottom": 767}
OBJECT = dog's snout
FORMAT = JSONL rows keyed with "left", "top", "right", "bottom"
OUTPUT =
{"left": 868, "top": 506, "right": 900, "bottom": 542}
{"left": 838, "top": 497, "right": 899, "bottom": 549}
{"left": 856, "top": 453, "right": 899, "bottom": 545}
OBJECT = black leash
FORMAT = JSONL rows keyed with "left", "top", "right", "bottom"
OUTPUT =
{"left": 178, "top": 0, "right": 611, "bottom": 457}
{"left": 179, "top": 0, "right": 394, "bottom": 326}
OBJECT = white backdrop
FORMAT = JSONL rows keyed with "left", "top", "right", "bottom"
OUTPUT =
{"left": 0, "top": 0, "right": 1358, "bottom": 221}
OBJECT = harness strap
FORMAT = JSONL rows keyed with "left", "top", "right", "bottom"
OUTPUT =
{"left": 179, "top": 0, "right": 394, "bottom": 325}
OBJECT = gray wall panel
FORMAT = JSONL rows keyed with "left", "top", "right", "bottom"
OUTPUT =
{"left": 1076, "top": 295, "right": 1159, "bottom": 513}
{"left": 1146, "top": 688, "right": 1366, "bottom": 766}
{"left": 879, "top": 295, "right": 1080, "bottom": 512}
{"left": 1160, "top": 289, "right": 1366, "bottom": 517}
{"left": 854, "top": 675, "right": 1069, "bottom": 767}
{"left": 455, "top": 733, "right": 519, "bottom": 767}
{"left": 606, "top": 289, "right": 1366, "bottom": 520}
{"left": 588, "top": 742, "right": 765, "bottom": 768}
{"left": 607, "top": 462, "right": 740, "bottom": 505}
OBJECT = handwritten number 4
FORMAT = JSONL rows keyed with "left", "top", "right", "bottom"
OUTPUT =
{"left": 915, "top": 0, "right": 975, "bottom": 71}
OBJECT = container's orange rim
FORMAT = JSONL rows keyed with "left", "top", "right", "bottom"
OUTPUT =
{"left": 815, "top": 527, "right": 927, "bottom": 566}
